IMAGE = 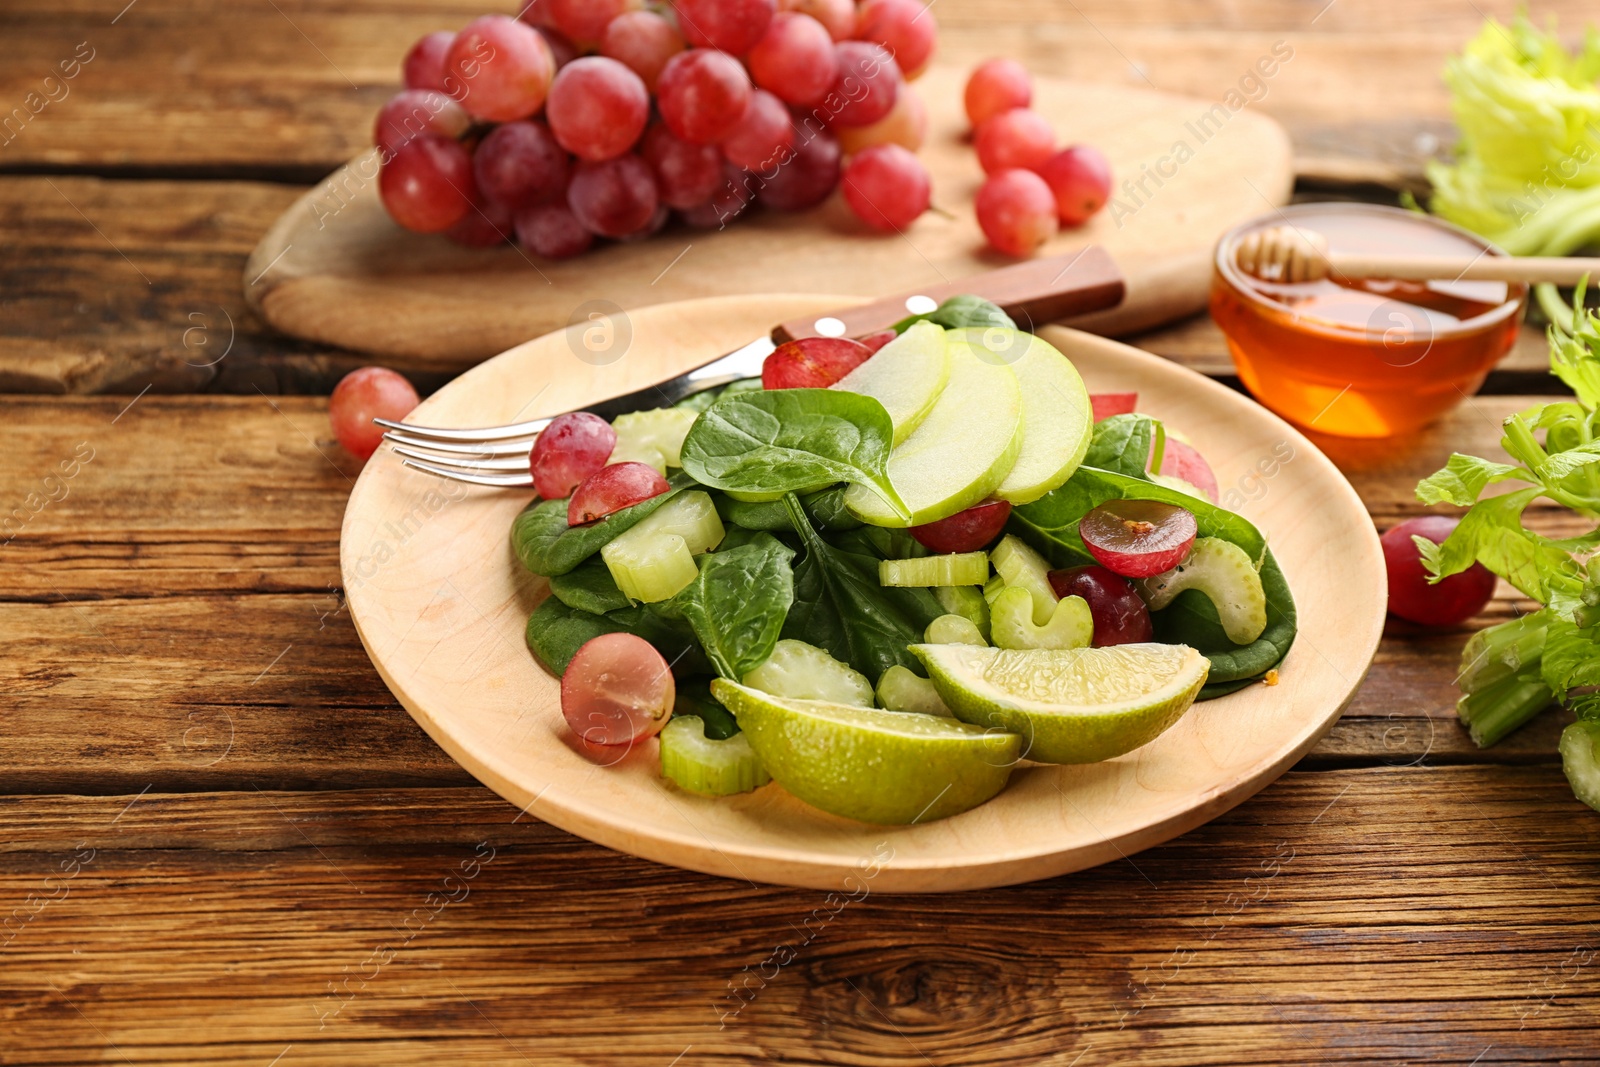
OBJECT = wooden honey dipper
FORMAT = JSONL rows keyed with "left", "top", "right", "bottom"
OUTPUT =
{"left": 1235, "top": 224, "right": 1600, "bottom": 285}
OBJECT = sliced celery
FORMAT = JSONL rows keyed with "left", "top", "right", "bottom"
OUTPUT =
{"left": 659, "top": 715, "right": 771, "bottom": 797}
{"left": 1560, "top": 720, "right": 1600, "bottom": 813}
{"left": 601, "top": 490, "right": 725, "bottom": 602}
{"left": 876, "top": 665, "right": 954, "bottom": 716}
{"left": 743, "top": 638, "right": 874, "bottom": 706}
{"left": 1137, "top": 537, "right": 1267, "bottom": 645}
{"left": 612, "top": 408, "right": 700, "bottom": 468}
{"left": 879, "top": 551, "right": 990, "bottom": 588}
{"left": 924, "top": 614, "right": 987, "bottom": 646}
{"left": 990, "top": 586, "right": 1093, "bottom": 650}
{"left": 990, "top": 535, "right": 1058, "bottom": 624}
{"left": 935, "top": 584, "right": 991, "bottom": 643}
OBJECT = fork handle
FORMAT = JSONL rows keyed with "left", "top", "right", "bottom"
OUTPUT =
{"left": 771, "top": 245, "right": 1126, "bottom": 343}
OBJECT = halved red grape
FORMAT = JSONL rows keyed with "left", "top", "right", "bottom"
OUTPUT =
{"left": 855, "top": 0, "right": 937, "bottom": 79}
{"left": 1040, "top": 144, "right": 1112, "bottom": 226}
{"left": 656, "top": 49, "right": 752, "bottom": 146}
{"left": 402, "top": 31, "right": 455, "bottom": 92}
{"left": 910, "top": 498, "right": 1011, "bottom": 553}
{"left": 532, "top": 412, "right": 616, "bottom": 499}
{"left": 828, "top": 41, "right": 901, "bottom": 128}
{"left": 329, "top": 366, "right": 420, "bottom": 460}
{"left": 472, "top": 119, "right": 569, "bottom": 211}
{"left": 720, "top": 89, "right": 795, "bottom": 172}
{"left": 379, "top": 134, "right": 476, "bottom": 233}
{"left": 548, "top": 0, "right": 640, "bottom": 45}
{"left": 443, "top": 195, "right": 514, "bottom": 247}
{"left": 780, "top": 0, "right": 853, "bottom": 40}
{"left": 445, "top": 15, "right": 555, "bottom": 123}
{"left": 674, "top": 0, "right": 776, "bottom": 54}
{"left": 561, "top": 632, "right": 675, "bottom": 746}
{"left": 1078, "top": 499, "right": 1198, "bottom": 578}
{"left": 755, "top": 128, "right": 839, "bottom": 211}
{"left": 600, "top": 10, "right": 685, "bottom": 91}
{"left": 1090, "top": 392, "right": 1137, "bottom": 422}
{"left": 975, "top": 168, "right": 1057, "bottom": 257}
{"left": 749, "top": 11, "right": 837, "bottom": 106}
{"left": 567, "top": 154, "right": 660, "bottom": 238}
{"left": 374, "top": 90, "right": 471, "bottom": 156}
{"left": 841, "top": 143, "right": 929, "bottom": 231}
{"left": 859, "top": 329, "right": 897, "bottom": 353}
{"left": 1382, "top": 516, "right": 1497, "bottom": 627}
{"left": 569, "top": 462, "right": 671, "bottom": 525}
{"left": 964, "top": 57, "right": 1031, "bottom": 128}
{"left": 762, "top": 336, "right": 874, "bottom": 388}
{"left": 546, "top": 56, "right": 650, "bottom": 161}
{"left": 975, "top": 108, "right": 1055, "bottom": 175}
{"left": 641, "top": 122, "right": 723, "bottom": 210}
{"left": 514, "top": 202, "right": 595, "bottom": 259}
{"left": 1048, "top": 565, "right": 1154, "bottom": 646}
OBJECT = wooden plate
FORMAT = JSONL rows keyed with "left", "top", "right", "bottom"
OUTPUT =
{"left": 341, "top": 294, "right": 1383, "bottom": 892}
{"left": 250, "top": 67, "right": 1292, "bottom": 367}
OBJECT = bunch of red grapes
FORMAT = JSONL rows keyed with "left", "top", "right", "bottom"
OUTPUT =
{"left": 963, "top": 58, "right": 1113, "bottom": 257}
{"left": 376, "top": 0, "right": 939, "bottom": 257}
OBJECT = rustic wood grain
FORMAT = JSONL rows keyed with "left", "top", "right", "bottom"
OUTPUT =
{"left": 0, "top": 770, "right": 1596, "bottom": 1065}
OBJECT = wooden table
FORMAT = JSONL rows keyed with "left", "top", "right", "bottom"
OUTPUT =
{"left": 3, "top": 2, "right": 1599, "bottom": 1063}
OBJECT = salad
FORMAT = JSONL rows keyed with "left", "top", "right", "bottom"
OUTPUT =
{"left": 510, "top": 297, "right": 1298, "bottom": 825}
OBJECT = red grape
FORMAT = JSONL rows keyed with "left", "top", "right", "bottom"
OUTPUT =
{"left": 965, "top": 57, "right": 1031, "bottom": 128}
{"left": 755, "top": 128, "right": 840, "bottom": 211}
{"left": 1040, "top": 144, "right": 1113, "bottom": 226}
{"left": 1048, "top": 565, "right": 1154, "bottom": 646}
{"left": 1159, "top": 438, "right": 1220, "bottom": 503}
{"left": 379, "top": 134, "right": 476, "bottom": 233}
{"left": 532, "top": 412, "right": 617, "bottom": 498}
{"left": 656, "top": 49, "right": 752, "bottom": 146}
{"left": 472, "top": 119, "right": 569, "bottom": 211}
{"left": 761, "top": 336, "right": 874, "bottom": 388}
{"left": 444, "top": 195, "right": 514, "bottom": 247}
{"left": 679, "top": 162, "right": 758, "bottom": 228}
{"left": 721, "top": 89, "right": 796, "bottom": 172}
{"left": 403, "top": 31, "right": 455, "bottom": 91}
{"left": 1090, "top": 392, "right": 1137, "bottom": 422}
{"left": 975, "top": 108, "right": 1055, "bottom": 175}
{"left": 674, "top": 0, "right": 776, "bottom": 54}
{"left": 910, "top": 499, "right": 1011, "bottom": 553}
{"left": 560, "top": 633, "right": 675, "bottom": 746}
{"left": 1079, "top": 500, "right": 1198, "bottom": 579}
{"left": 329, "top": 367, "right": 420, "bottom": 460}
{"left": 534, "top": 26, "right": 579, "bottom": 69}
{"left": 859, "top": 329, "right": 897, "bottom": 353}
{"left": 836, "top": 85, "right": 926, "bottom": 154}
{"left": 779, "top": 0, "right": 853, "bottom": 40}
{"left": 841, "top": 143, "right": 929, "bottom": 231}
{"left": 548, "top": 0, "right": 641, "bottom": 44}
{"left": 515, "top": 202, "right": 594, "bottom": 258}
{"left": 975, "top": 169, "right": 1057, "bottom": 257}
{"left": 569, "top": 462, "right": 671, "bottom": 524}
{"left": 749, "top": 12, "right": 837, "bottom": 107}
{"left": 517, "top": 0, "right": 559, "bottom": 29}
{"left": 1382, "top": 516, "right": 1497, "bottom": 627}
{"left": 641, "top": 123, "right": 723, "bottom": 210}
{"left": 373, "top": 90, "right": 470, "bottom": 156}
{"left": 445, "top": 15, "right": 555, "bottom": 123}
{"left": 600, "top": 10, "right": 685, "bottom": 91}
{"left": 567, "top": 154, "right": 660, "bottom": 237}
{"left": 547, "top": 56, "right": 650, "bottom": 162}
{"left": 622, "top": 203, "right": 672, "bottom": 242}
{"left": 828, "top": 41, "right": 901, "bottom": 128}
{"left": 855, "top": 0, "right": 937, "bottom": 80}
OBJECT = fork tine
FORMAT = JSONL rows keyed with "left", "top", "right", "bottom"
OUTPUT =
{"left": 373, "top": 414, "right": 553, "bottom": 443}
{"left": 399, "top": 456, "right": 534, "bottom": 487}
{"left": 381, "top": 430, "right": 534, "bottom": 457}
{"left": 389, "top": 444, "right": 531, "bottom": 472}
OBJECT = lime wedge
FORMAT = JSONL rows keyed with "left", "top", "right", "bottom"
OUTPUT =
{"left": 710, "top": 679, "right": 1020, "bottom": 824}
{"left": 910, "top": 643, "right": 1209, "bottom": 764}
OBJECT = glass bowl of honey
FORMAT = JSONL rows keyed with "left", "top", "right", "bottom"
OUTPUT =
{"left": 1210, "top": 203, "right": 1527, "bottom": 438}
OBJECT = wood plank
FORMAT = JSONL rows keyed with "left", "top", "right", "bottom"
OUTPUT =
{"left": 0, "top": 770, "right": 1596, "bottom": 1065}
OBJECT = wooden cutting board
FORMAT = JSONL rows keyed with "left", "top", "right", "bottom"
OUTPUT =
{"left": 246, "top": 66, "right": 1292, "bottom": 364}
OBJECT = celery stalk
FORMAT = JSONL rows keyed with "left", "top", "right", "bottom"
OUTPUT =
{"left": 1559, "top": 720, "right": 1600, "bottom": 812}
{"left": 1457, "top": 613, "right": 1549, "bottom": 694}
{"left": 1457, "top": 672, "right": 1555, "bottom": 747}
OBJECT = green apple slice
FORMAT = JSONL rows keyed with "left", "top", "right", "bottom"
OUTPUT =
{"left": 845, "top": 342, "right": 1023, "bottom": 527}
{"left": 831, "top": 320, "right": 951, "bottom": 446}
{"left": 948, "top": 328, "right": 1092, "bottom": 505}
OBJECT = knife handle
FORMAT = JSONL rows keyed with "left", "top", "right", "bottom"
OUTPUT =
{"left": 770, "top": 245, "right": 1125, "bottom": 344}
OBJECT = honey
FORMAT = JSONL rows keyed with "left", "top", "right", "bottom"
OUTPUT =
{"left": 1211, "top": 203, "right": 1527, "bottom": 438}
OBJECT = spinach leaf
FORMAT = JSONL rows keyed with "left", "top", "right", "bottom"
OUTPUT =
{"left": 524, "top": 595, "right": 709, "bottom": 676}
{"left": 779, "top": 494, "right": 943, "bottom": 682}
{"left": 892, "top": 294, "right": 1014, "bottom": 333}
{"left": 511, "top": 471, "right": 694, "bottom": 577}
{"left": 1083, "top": 414, "right": 1161, "bottom": 479}
{"left": 717, "top": 486, "right": 862, "bottom": 533}
{"left": 547, "top": 558, "right": 631, "bottom": 615}
{"left": 837, "top": 524, "right": 926, "bottom": 561}
{"left": 1151, "top": 548, "right": 1297, "bottom": 686}
{"left": 680, "top": 389, "right": 909, "bottom": 522}
{"left": 673, "top": 678, "right": 740, "bottom": 739}
{"left": 659, "top": 533, "right": 796, "bottom": 680}
{"left": 1010, "top": 465, "right": 1269, "bottom": 569}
